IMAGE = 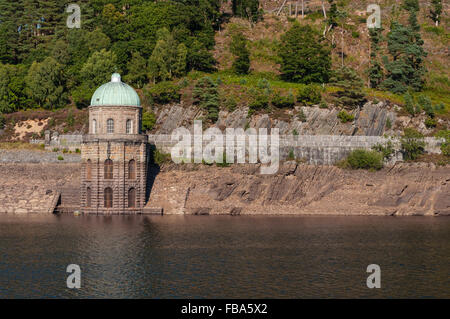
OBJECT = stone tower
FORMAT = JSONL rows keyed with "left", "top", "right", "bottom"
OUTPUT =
{"left": 80, "top": 73, "right": 148, "bottom": 214}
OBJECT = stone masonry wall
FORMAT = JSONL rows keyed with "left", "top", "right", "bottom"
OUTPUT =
{"left": 148, "top": 134, "right": 444, "bottom": 165}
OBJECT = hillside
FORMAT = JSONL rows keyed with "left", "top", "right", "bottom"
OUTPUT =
{"left": 0, "top": 0, "right": 448, "bottom": 166}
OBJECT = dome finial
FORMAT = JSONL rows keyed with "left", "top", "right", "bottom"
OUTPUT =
{"left": 111, "top": 73, "right": 121, "bottom": 83}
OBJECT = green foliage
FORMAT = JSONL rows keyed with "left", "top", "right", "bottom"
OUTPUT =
{"left": 337, "top": 110, "right": 355, "bottom": 123}
{"left": 142, "top": 110, "right": 157, "bottom": 132}
{"left": 271, "top": 91, "right": 295, "bottom": 108}
{"left": 429, "top": 0, "right": 442, "bottom": 25}
{"left": 0, "top": 64, "right": 29, "bottom": 113}
{"left": 297, "top": 109, "right": 307, "bottom": 123}
{"left": 341, "top": 149, "right": 383, "bottom": 170}
{"left": 288, "top": 149, "right": 295, "bottom": 160}
{"left": 148, "top": 28, "right": 188, "bottom": 83}
{"left": 278, "top": 24, "right": 331, "bottom": 84}
{"left": 368, "top": 27, "right": 384, "bottom": 89}
{"left": 25, "top": 57, "right": 67, "bottom": 109}
{"left": 330, "top": 67, "right": 366, "bottom": 109}
{"left": 124, "top": 52, "right": 147, "bottom": 89}
{"left": 382, "top": 4, "right": 427, "bottom": 94}
{"left": 152, "top": 148, "right": 171, "bottom": 166}
{"left": 72, "top": 49, "right": 118, "bottom": 108}
{"left": 230, "top": 33, "right": 250, "bottom": 75}
{"left": 372, "top": 141, "right": 395, "bottom": 160}
{"left": 249, "top": 90, "right": 270, "bottom": 113}
{"left": 0, "top": 113, "right": 5, "bottom": 129}
{"left": 232, "top": 0, "right": 262, "bottom": 22}
{"left": 424, "top": 117, "right": 437, "bottom": 128}
{"left": 435, "top": 130, "right": 449, "bottom": 156}
{"left": 57, "top": 156, "right": 64, "bottom": 161}
{"left": 66, "top": 111, "right": 74, "bottom": 127}
{"left": 296, "top": 84, "right": 322, "bottom": 105}
{"left": 401, "top": 128, "right": 425, "bottom": 160}
{"left": 404, "top": 92, "right": 421, "bottom": 116}
{"left": 193, "top": 77, "right": 220, "bottom": 122}
{"left": 146, "top": 81, "right": 180, "bottom": 104}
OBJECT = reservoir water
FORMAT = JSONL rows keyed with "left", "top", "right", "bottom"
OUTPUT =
{"left": 0, "top": 215, "right": 449, "bottom": 298}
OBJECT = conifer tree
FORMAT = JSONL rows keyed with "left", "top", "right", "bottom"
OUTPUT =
{"left": 367, "top": 27, "right": 384, "bottom": 88}
{"left": 330, "top": 66, "right": 366, "bottom": 109}
{"left": 381, "top": 0, "right": 427, "bottom": 93}
{"left": 430, "top": 0, "right": 442, "bottom": 26}
{"left": 230, "top": 33, "right": 250, "bottom": 75}
{"left": 278, "top": 23, "right": 331, "bottom": 84}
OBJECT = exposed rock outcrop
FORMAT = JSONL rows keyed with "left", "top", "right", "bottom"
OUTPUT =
{"left": 147, "top": 162, "right": 450, "bottom": 216}
{"left": 153, "top": 101, "right": 397, "bottom": 136}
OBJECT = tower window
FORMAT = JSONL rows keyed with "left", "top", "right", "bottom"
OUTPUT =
{"left": 126, "top": 119, "right": 132, "bottom": 134}
{"left": 128, "top": 188, "right": 136, "bottom": 208}
{"left": 86, "top": 159, "right": 92, "bottom": 180}
{"left": 104, "top": 187, "right": 113, "bottom": 208}
{"left": 107, "top": 119, "right": 114, "bottom": 133}
{"left": 128, "top": 160, "right": 136, "bottom": 179}
{"left": 86, "top": 187, "right": 92, "bottom": 207}
{"left": 92, "top": 119, "right": 97, "bottom": 134}
{"left": 104, "top": 159, "right": 113, "bottom": 179}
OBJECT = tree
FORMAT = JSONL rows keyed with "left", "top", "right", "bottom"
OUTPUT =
{"left": 124, "top": 52, "right": 147, "bottom": 88}
{"left": 25, "top": 57, "right": 67, "bottom": 109}
{"left": 0, "top": 64, "right": 29, "bottom": 113}
{"left": 148, "top": 28, "right": 187, "bottom": 83}
{"left": 381, "top": 2, "right": 427, "bottom": 94}
{"left": 193, "top": 77, "right": 220, "bottom": 123}
{"left": 72, "top": 49, "right": 118, "bottom": 107}
{"left": 430, "top": 0, "right": 442, "bottom": 26}
{"left": 232, "top": 0, "right": 262, "bottom": 23}
{"left": 367, "top": 27, "right": 384, "bottom": 88}
{"left": 278, "top": 24, "right": 331, "bottom": 84}
{"left": 401, "top": 128, "right": 425, "bottom": 161}
{"left": 230, "top": 33, "right": 250, "bottom": 75}
{"left": 331, "top": 67, "right": 366, "bottom": 109}
{"left": 187, "top": 40, "right": 217, "bottom": 73}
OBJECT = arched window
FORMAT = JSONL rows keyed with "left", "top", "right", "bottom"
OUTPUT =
{"left": 104, "top": 159, "right": 113, "bottom": 179}
{"left": 92, "top": 119, "right": 97, "bottom": 134}
{"left": 126, "top": 119, "right": 132, "bottom": 134}
{"left": 128, "top": 188, "right": 136, "bottom": 208}
{"left": 86, "top": 187, "right": 92, "bottom": 207}
{"left": 104, "top": 187, "right": 113, "bottom": 208}
{"left": 128, "top": 159, "right": 136, "bottom": 179}
{"left": 107, "top": 119, "right": 114, "bottom": 133}
{"left": 86, "top": 159, "right": 92, "bottom": 180}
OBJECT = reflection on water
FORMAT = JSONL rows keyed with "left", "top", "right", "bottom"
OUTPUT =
{"left": 0, "top": 215, "right": 449, "bottom": 298}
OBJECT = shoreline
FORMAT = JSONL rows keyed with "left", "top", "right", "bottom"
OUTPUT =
{"left": 0, "top": 161, "right": 448, "bottom": 216}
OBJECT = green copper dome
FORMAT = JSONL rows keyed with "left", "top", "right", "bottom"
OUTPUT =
{"left": 90, "top": 73, "right": 141, "bottom": 107}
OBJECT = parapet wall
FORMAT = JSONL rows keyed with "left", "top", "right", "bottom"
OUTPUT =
{"left": 148, "top": 134, "right": 444, "bottom": 165}
{"left": 34, "top": 132, "right": 444, "bottom": 165}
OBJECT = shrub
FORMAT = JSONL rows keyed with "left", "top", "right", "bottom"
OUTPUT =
{"left": 297, "top": 85, "right": 322, "bottom": 105}
{"left": 297, "top": 109, "right": 307, "bottom": 122}
{"left": 142, "top": 110, "right": 157, "bottom": 132}
{"left": 75, "top": 148, "right": 81, "bottom": 154}
{"left": 337, "top": 110, "right": 355, "bottom": 123}
{"left": 57, "top": 156, "right": 64, "bottom": 161}
{"left": 401, "top": 128, "right": 425, "bottom": 161}
{"left": 146, "top": 81, "right": 180, "bottom": 104}
{"left": 152, "top": 148, "right": 171, "bottom": 166}
{"left": 52, "top": 148, "right": 59, "bottom": 152}
{"left": 386, "top": 117, "right": 392, "bottom": 129}
{"left": 271, "top": 91, "right": 295, "bottom": 108}
{"left": 424, "top": 117, "right": 437, "bottom": 128}
{"left": 288, "top": 149, "right": 295, "bottom": 160}
{"left": 62, "top": 148, "right": 69, "bottom": 154}
{"left": 372, "top": 141, "right": 395, "bottom": 160}
{"left": 319, "top": 101, "right": 328, "bottom": 109}
{"left": 435, "top": 130, "right": 450, "bottom": 156}
{"left": 342, "top": 149, "right": 383, "bottom": 170}
{"left": 249, "top": 91, "right": 269, "bottom": 112}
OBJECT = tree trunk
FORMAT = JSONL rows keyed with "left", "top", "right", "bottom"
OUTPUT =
{"left": 322, "top": 1, "right": 327, "bottom": 19}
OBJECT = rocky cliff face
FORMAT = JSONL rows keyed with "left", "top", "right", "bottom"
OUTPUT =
{"left": 154, "top": 101, "right": 398, "bottom": 136}
{"left": 147, "top": 163, "right": 450, "bottom": 216}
